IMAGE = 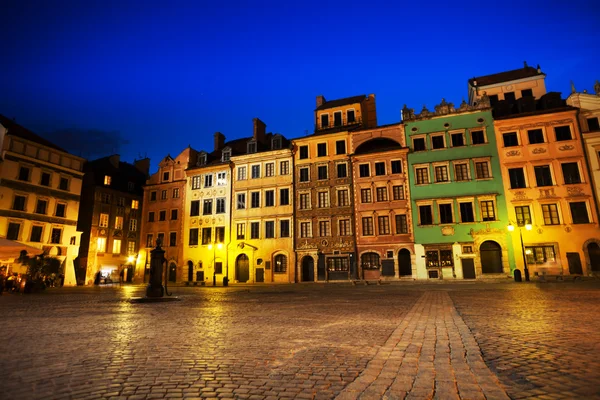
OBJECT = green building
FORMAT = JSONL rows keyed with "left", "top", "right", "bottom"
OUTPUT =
{"left": 402, "top": 98, "right": 515, "bottom": 280}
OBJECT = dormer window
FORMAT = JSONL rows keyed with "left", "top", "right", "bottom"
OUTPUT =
{"left": 320, "top": 114, "right": 329, "bottom": 128}
{"left": 222, "top": 149, "right": 231, "bottom": 162}
{"left": 248, "top": 141, "right": 257, "bottom": 154}
{"left": 272, "top": 135, "right": 282, "bottom": 150}
{"left": 197, "top": 153, "right": 207, "bottom": 166}
{"left": 162, "top": 171, "right": 170, "bottom": 182}
{"left": 104, "top": 175, "right": 111, "bottom": 185}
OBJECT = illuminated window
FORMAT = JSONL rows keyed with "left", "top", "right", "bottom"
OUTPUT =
{"left": 327, "top": 257, "right": 349, "bottom": 272}
{"left": 454, "top": 163, "right": 469, "bottom": 181}
{"left": 129, "top": 219, "right": 137, "bottom": 231}
{"left": 128, "top": 241, "right": 136, "bottom": 254}
{"left": 376, "top": 187, "right": 388, "bottom": 202}
{"left": 362, "top": 217, "right": 374, "bottom": 236}
{"left": 300, "top": 222, "right": 311, "bottom": 238}
{"left": 439, "top": 204, "right": 453, "bottom": 224}
{"left": 434, "top": 166, "right": 449, "bottom": 182}
{"left": 393, "top": 185, "right": 404, "bottom": 200}
{"left": 274, "top": 255, "right": 287, "bottom": 273}
{"left": 280, "top": 161, "right": 289, "bottom": 175}
{"left": 115, "top": 216, "right": 123, "bottom": 229}
{"left": 112, "top": 239, "right": 122, "bottom": 254}
{"left": 191, "top": 175, "right": 202, "bottom": 189}
{"left": 475, "top": 162, "right": 490, "bottom": 179}
{"left": 360, "top": 188, "right": 372, "bottom": 203}
{"left": 299, "top": 193, "right": 310, "bottom": 209}
{"left": 99, "top": 213, "right": 109, "bottom": 228}
{"left": 319, "top": 220, "right": 330, "bottom": 237}
{"left": 361, "top": 253, "right": 380, "bottom": 269}
{"left": 131, "top": 200, "right": 139, "bottom": 209}
{"left": 104, "top": 175, "right": 111, "bottom": 185}
{"left": 236, "top": 223, "right": 245, "bottom": 240}
{"left": 265, "top": 163, "right": 274, "bottom": 177}
{"left": 97, "top": 237, "right": 106, "bottom": 252}
{"left": 237, "top": 167, "right": 247, "bottom": 181}
{"left": 337, "top": 189, "right": 349, "bottom": 206}
{"left": 462, "top": 246, "right": 473, "bottom": 254}
{"left": 515, "top": 206, "right": 532, "bottom": 226}
{"left": 415, "top": 167, "right": 429, "bottom": 184}
{"left": 525, "top": 245, "right": 556, "bottom": 265}
{"left": 317, "top": 191, "right": 329, "bottom": 208}
{"left": 215, "top": 227, "right": 225, "bottom": 243}
{"left": 339, "top": 219, "right": 351, "bottom": 236}
{"left": 480, "top": 201, "right": 496, "bottom": 221}
{"left": 419, "top": 205, "right": 433, "bottom": 225}
{"left": 378, "top": 216, "right": 390, "bottom": 235}
{"left": 395, "top": 215, "right": 408, "bottom": 234}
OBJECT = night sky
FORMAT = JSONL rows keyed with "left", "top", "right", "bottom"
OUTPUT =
{"left": 2, "top": 0, "right": 599, "bottom": 172}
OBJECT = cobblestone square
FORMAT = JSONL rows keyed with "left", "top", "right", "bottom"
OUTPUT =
{"left": 1, "top": 282, "right": 599, "bottom": 399}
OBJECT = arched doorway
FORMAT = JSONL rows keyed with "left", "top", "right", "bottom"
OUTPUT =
{"left": 399, "top": 249, "right": 412, "bottom": 276}
{"left": 588, "top": 243, "right": 600, "bottom": 272}
{"left": 168, "top": 262, "right": 177, "bottom": 282}
{"left": 187, "top": 261, "right": 194, "bottom": 281}
{"left": 301, "top": 256, "right": 314, "bottom": 282}
{"left": 236, "top": 254, "right": 249, "bottom": 283}
{"left": 480, "top": 241, "right": 503, "bottom": 274}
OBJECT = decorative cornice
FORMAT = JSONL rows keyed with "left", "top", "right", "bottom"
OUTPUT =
{"left": 0, "top": 209, "right": 77, "bottom": 226}
{"left": 403, "top": 96, "right": 491, "bottom": 121}
{"left": 4, "top": 153, "right": 84, "bottom": 176}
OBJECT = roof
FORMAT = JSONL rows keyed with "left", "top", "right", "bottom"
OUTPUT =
{"left": 316, "top": 95, "right": 366, "bottom": 111}
{"left": 85, "top": 156, "right": 148, "bottom": 195}
{"left": 0, "top": 114, "right": 66, "bottom": 152}
{"left": 469, "top": 66, "right": 543, "bottom": 87}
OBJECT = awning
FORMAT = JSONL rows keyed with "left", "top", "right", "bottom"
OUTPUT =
{"left": 0, "top": 238, "right": 43, "bottom": 260}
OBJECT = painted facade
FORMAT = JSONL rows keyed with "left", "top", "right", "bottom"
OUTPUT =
{"left": 349, "top": 123, "right": 414, "bottom": 280}
{"left": 230, "top": 119, "right": 295, "bottom": 283}
{"left": 403, "top": 99, "right": 515, "bottom": 280}
{"left": 137, "top": 147, "right": 197, "bottom": 283}
{"left": 0, "top": 115, "right": 85, "bottom": 285}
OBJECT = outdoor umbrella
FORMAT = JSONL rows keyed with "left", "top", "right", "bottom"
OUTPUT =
{"left": 0, "top": 238, "right": 43, "bottom": 260}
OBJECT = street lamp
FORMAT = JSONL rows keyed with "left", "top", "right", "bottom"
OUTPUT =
{"left": 208, "top": 242, "right": 223, "bottom": 286}
{"left": 507, "top": 222, "right": 533, "bottom": 281}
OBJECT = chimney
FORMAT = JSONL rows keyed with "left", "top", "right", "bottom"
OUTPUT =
{"left": 134, "top": 158, "right": 150, "bottom": 177}
{"left": 214, "top": 132, "right": 225, "bottom": 152}
{"left": 316, "top": 95, "right": 326, "bottom": 108}
{"left": 253, "top": 118, "right": 266, "bottom": 143}
{"left": 108, "top": 154, "right": 120, "bottom": 168}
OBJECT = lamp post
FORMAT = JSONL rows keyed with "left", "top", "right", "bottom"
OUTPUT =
{"left": 508, "top": 223, "right": 533, "bottom": 281}
{"left": 208, "top": 242, "right": 222, "bottom": 286}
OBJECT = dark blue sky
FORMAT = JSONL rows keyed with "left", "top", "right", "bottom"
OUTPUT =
{"left": 2, "top": 0, "right": 599, "bottom": 172}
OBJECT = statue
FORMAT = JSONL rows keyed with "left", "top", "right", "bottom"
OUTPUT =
{"left": 571, "top": 81, "right": 576, "bottom": 94}
{"left": 595, "top": 80, "right": 600, "bottom": 96}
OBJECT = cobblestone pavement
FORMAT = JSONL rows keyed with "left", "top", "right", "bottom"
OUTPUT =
{"left": 0, "top": 282, "right": 599, "bottom": 400}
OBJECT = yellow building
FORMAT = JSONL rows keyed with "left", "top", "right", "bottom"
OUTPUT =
{"left": 229, "top": 119, "right": 295, "bottom": 283}
{"left": 0, "top": 115, "right": 84, "bottom": 285}
{"left": 182, "top": 133, "right": 238, "bottom": 285}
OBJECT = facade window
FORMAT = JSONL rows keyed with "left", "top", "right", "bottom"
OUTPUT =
{"left": 434, "top": 166, "right": 449, "bottom": 182}
{"left": 236, "top": 223, "right": 245, "bottom": 240}
{"left": 587, "top": 117, "right": 600, "bottom": 131}
{"left": 534, "top": 165, "right": 553, "bottom": 187}
{"left": 237, "top": 193, "right": 246, "bottom": 209}
{"left": 362, "top": 217, "right": 374, "bottom": 236}
{"left": 521, "top": 89, "right": 533, "bottom": 97}
{"left": 392, "top": 185, "right": 404, "bottom": 200}
{"left": 347, "top": 110, "right": 356, "bottom": 123}
{"left": 318, "top": 165, "right": 328, "bottom": 180}
{"left": 274, "top": 255, "right": 287, "bottom": 273}
{"left": 217, "top": 172, "right": 227, "bottom": 185}
{"left": 419, "top": 205, "right": 433, "bottom": 225}
{"left": 251, "top": 165, "right": 260, "bottom": 179}
{"left": 59, "top": 177, "right": 69, "bottom": 190}
{"left": 265, "top": 162, "right": 274, "bottom": 177}
{"left": 395, "top": 215, "right": 408, "bottom": 234}
{"left": 202, "top": 228, "right": 212, "bottom": 244}
{"left": 280, "top": 188, "right": 290, "bottom": 205}
{"left": 129, "top": 218, "right": 137, "bottom": 231}
{"left": 300, "top": 222, "right": 311, "bottom": 238}
{"left": 132, "top": 199, "right": 139, "bottom": 209}
{"left": 251, "top": 222, "right": 260, "bottom": 239}
{"left": 528, "top": 129, "right": 545, "bottom": 144}
{"left": 375, "top": 162, "right": 386, "bottom": 176}
{"left": 459, "top": 202, "right": 474, "bottom": 222}
{"left": 215, "top": 227, "right": 225, "bottom": 243}
{"left": 55, "top": 203, "right": 66, "bottom": 217}
{"left": 50, "top": 228, "right": 62, "bottom": 244}
{"left": 541, "top": 204, "right": 560, "bottom": 225}
{"left": 148, "top": 212, "right": 155, "bottom": 222}
{"left": 554, "top": 126, "right": 572, "bottom": 141}
{"left": 189, "top": 228, "right": 199, "bottom": 246}
{"left": 334, "top": 111, "right": 342, "bottom": 127}
{"left": 248, "top": 141, "right": 257, "bottom": 154}
{"left": 171, "top": 209, "right": 178, "bottom": 220}
{"left": 360, "top": 188, "right": 372, "bottom": 203}
{"left": 299, "top": 167, "right": 309, "bottom": 182}
{"left": 112, "top": 239, "right": 122, "bottom": 254}
{"left": 280, "top": 220, "right": 290, "bottom": 237}
{"left": 361, "top": 253, "right": 380, "bottom": 270}
{"left": 265, "top": 190, "right": 275, "bottom": 207}
{"left": 415, "top": 167, "right": 429, "bottom": 184}
{"left": 339, "top": 219, "right": 351, "bottom": 236}
{"left": 159, "top": 234, "right": 167, "bottom": 248}
{"left": 337, "top": 189, "right": 349, "bottom": 206}
{"left": 475, "top": 162, "right": 490, "bottom": 179}
{"left": 480, "top": 200, "right": 496, "bottom": 221}
{"left": 299, "top": 145, "right": 309, "bottom": 159}
{"left": 431, "top": 135, "right": 445, "bottom": 149}
{"left": 146, "top": 234, "right": 154, "bottom": 248}
{"left": 320, "top": 114, "right": 329, "bottom": 129}
{"left": 197, "top": 153, "right": 207, "bottom": 166}
{"left": 503, "top": 132, "right": 519, "bottom": 147}
{"left": 99, "top": 213, "right": 109, "bottom": 227}
{"left": 13, "top": 195, "right": 26, "bottom": 211}
{"left": 280, "top": 161, "right": 289, "bottom": 175}
{"left": 272, "top": 136, "right": 282, "bottom": 150}
{"left": 376, "top": 187, "right": 388, "bottom": 202}
{"left": 191, "top": 175, "right": 201, "bottom": 189}
{"left": 337, "top": 163, "right": 347, "bottom": 178}
{"left": 439, "top": 203, "right": 453, "bottom": 224}
{"left": 18, "top": 166, "right": 30, "bottom": 181}
{"left": 561, "top": 163, "right": 581, "bottom": 184}
{"left": 216, "top": 198, "right": 226, "bottom": 213}
{"left": 115, "top": 216, "right": 124, "bottom": 229}
{"left": 34, "top": 199, "right": 46, "bottom": 214}
{"left": 251, "top": 192, "right": 260, "bottom": 208}
{"left": 169, "top": 232, "right": 177, "bottom": 247}
{"left": 237, "top": 167, "right": 247, "bottom": 180}
{"left": 161, "top": 190, "right": 167, "bottom": 200}
{"left": 451, "top": 133, "right": 465, "bottom": 147}
{"left": 509, "top": 168, "right": 527, "bottom": 189}
{"left": 454, "top": 163, "right": 469, "bottom": 181}
{"left": 299, "top": 193, "right": 310, "bottom": 209}
{"left": 204, "top": 174, "right": 214, "bottom": 188}
{"left": 413, "top": 138, "right": 426, "bottom": 151}
{"left": 104, "top": 175, "right": 111, "bottom": 185}
{"left": 391, "top": 160, "right": 402, "bottom": 174}
{"left": 359, "top": 164, "right": 370, "bottom": 178}
{"left": 203, "top": 199, "right": 213, "bottom": 215}
{"left": 378, "top": 216, "right": 390, "bottom": 235}
{"left": 190, "top": 200, "right": 200, "bottom": 216}
{"left": 150, "top": 191, "right": 157, "bottom": 201}
{"left": 159, "top": 210, "right": 167, "bottom": 221}
{"left": 117, "top": 197, "right": 126, "bottom": 207}
{"left": 336, "top": 140, "right": 346, "bottom": 155}
{"left": 163, "top": 171, "right": 170, "bottom": 182}
{"left": 101, "top": 193, "right": 111, "bottom": 204}
{"left": 96, "top": 237, "right": 106, "bottom": 252}
{"left": 328, "top": 257, "right": 349, "bottom": 272}
{"left": 317, "top": 143, "right": 327, "bottom": 157}
{"left": 570, "top": 202, "right": 589, "bottom": 224}
{"left": 515, "top": 206, "right": 532, "bottom": 226}
{"left": 525, "top": 245, "right": 556, "bottom": 265}
{"left": 470, "top": 130, "right": 485, "bottom": 144}
{"left": 319, "top": 220, "right": 330, "bottom": 237}
{"left": 126, "top": 240, "right": 135, "bottom": 254}
{"left": 318, "top": 191, "right": 329, "bottom": 208}
{"left": 40, "top": 172, "right": 51, "bottom": 186}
